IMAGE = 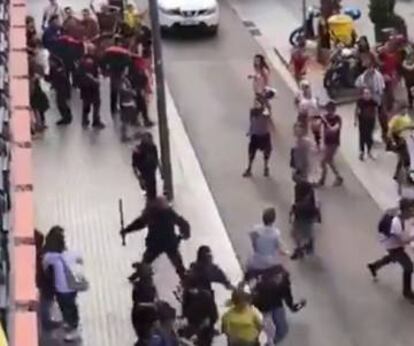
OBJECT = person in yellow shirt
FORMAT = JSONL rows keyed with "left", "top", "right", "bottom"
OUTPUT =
{"left": 387, "top": 101, "right": 414, "bottom": 181}
{"left": 222, "top": 289, "right": 262, "bottom": 346}
{"left": 0, "top": 323, "right": 6, "bottom": 346}
{"left": 388, "top": 112, "right": 414, "bottom": 140}
{"left": 123, "top": 3, "right": 147, "bottom": 34}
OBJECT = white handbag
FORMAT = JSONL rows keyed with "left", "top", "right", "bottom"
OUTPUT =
{"left": 60, "top": 255, "right": 89, "bottom": 293}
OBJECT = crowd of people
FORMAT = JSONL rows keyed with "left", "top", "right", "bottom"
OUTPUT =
{"left": 246, "top": 23, "right": 414, "bottom": 307}
{"left": 28, "top": 1, "right": 414, "bottom": 346}
{"left": 30, "top": 2, "right": 308, "bottom": 346}
{"left": 27, "top": 0, "right": 153, "bottom": 140}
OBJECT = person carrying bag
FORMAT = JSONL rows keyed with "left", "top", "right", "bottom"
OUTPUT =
{"left": 42, "top": 227, "right": 87, "bottom": 342}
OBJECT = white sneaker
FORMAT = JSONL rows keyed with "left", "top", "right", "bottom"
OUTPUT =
{"left": 64, "top": 329, "right": 81, "bottom": 342}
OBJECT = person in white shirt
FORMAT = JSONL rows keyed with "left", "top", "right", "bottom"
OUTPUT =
{"left": 42, "top": 0, "right": 65, "bottom": 29}
{"left": 295, "top": 80, "right": 319, "bottom": 119}
{"left": 294, "top": 80, "right": 323, "bottom": 149}
{"left": 367, "top": 199, "right": 414, "bottom": 303}
{"left": 245, "top": 208, "right": 290, "bottom": 281}
{"left": 42, "top": 226, "right": 83, "bottom": 341}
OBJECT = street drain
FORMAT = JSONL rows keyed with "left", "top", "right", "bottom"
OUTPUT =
{"left": 250, "top": 28, "right": 262, "bottom": 36}
{"left": 242, "top": 20, "right": 255, "bottom": 28}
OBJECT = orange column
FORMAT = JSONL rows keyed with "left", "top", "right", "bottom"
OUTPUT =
{"left": 9, "top": 0, "right": 39, "bottom": 345}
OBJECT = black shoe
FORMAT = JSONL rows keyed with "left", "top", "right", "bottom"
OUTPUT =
{"left": 367, "top": 264, "right": 378, "bottom": 281}
{"left": 111, "top": 109, "right": 118, "bottom": 117}
{"left": 403, "top": 292, "right": 414, "bottom": 303}
{"left": 316, "top": 179, "right": 325, "bottom": 187}
{"left": 56, "top": 119, "right": 71, "bottom": 126}
{"left": 264, "top": 167, "right": 269, "bottom": 177}
{"left": 359, "top": 152, "right": 364, "bottom": 161}
{"left": 42, "top": 320, "right": 62, "bottom": 331}
{"left": 243, "top": 169, "right": 252, "bottom": 177}
{"left": 82, "top": 119, "right": 89, "bottom": 128}
{"left": 291, "top": 248, "right": 304, "bottom": 260}
{"left": 144, "top": 120, "right": 154, "bottom": 127}
{"left": 333, "top": 177, "right": 343, "bottom": 187}
{"left": 304, "top": 239, "right": 314, "bottom": 254}
{"left": 128, "top": 271, "right": 139, "bottom": 282}
{"left": 92, "top": 121, "right": 105, "bottom": 129}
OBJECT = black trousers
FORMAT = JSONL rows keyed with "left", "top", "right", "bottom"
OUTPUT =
{"left": 110, "top": 74, "right": 121, "bottom": 113}
{"left": 370, "top": 247, "right": 413, "bottom": 295}
{"left": 406, "top": 81, "right": 414, "bottom": 109}
{"left": 141, "top": 170, "right": 157, "bottom": 200}
{"left": 56, "top": 93, "right": 72, "bottom": 122}
{"left": 56, "top": 292, "right": 79, "bottom": 329}
{"left": 82, "top": 96, "right": 101, "bottom": 124}
{"left": 393, "top": 141, "right": 410, "bottom": 180}
{"left": 65, "top": 61, "right": 78, "bottom": 88}
{"left": 142, "top": 245, "right": 186, "bottom": 280}
{"left": 131, "top": 306, "right": 157, "bottom": 345}
{"left": 136, "top": 93, "right": 151, "bottom": 125}
{"left": 358, "top": 118, "right": 375, "bottom": 154}
{"left": 377, "top": 104, "right": 388, "bottom": 141}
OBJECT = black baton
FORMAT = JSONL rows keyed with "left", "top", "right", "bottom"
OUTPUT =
{"left": 119, "top": 198, "right": 126, "bottom": 246}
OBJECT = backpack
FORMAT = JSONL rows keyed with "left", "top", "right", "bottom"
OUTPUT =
{"left": 378, "top": 211, "right": 398, "bottom": 237}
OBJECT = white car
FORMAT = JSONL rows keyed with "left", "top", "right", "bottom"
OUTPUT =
{"left": 158, "top": 0, "right": 219, "bottom": 35}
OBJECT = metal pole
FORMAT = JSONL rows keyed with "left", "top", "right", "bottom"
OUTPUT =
{"left": 148, "top": 0, "right": 174, "bottom": 201}
{"left": 302, "top": 0, "right": 307, "bottom": 36}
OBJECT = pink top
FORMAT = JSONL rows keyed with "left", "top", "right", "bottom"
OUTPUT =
{"left": 252, "top": 68, "right": 269, "bottom": 94}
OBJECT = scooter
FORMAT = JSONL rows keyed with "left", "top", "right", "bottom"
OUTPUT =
{"left": 289, "top": 6, "right": 361, "bottom": 47}
{"left": 323, "top": 47, "right": 358, "bottom": 98}
{"left": 289, "top": 6, "right": 320, "bottom": 47}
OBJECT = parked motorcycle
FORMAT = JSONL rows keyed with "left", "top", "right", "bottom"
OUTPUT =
{"left": 289, "top": 6, "right": 320, "bottom": 47}
{"left": 289, "top": 6, "right": 361, "bottom": 47}
{"left": 323, "top": 47, "right": 359, "bottom": 98}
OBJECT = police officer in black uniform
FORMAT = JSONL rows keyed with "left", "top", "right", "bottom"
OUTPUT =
{"left": 48, "top": 55, "right": 72, "bottom": 125}
{"left": 132, "top": 132, "right": 158, "bottom": 200}
{"left": 101, "top": 37, "right": 132, "bottom": 116}
{"left": 120, "top": 196, "right": 190, "bottom": 282}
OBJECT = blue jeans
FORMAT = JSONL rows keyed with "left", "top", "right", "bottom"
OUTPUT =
{"left": 272, "top": 306, "right": 289, "bottom": 344}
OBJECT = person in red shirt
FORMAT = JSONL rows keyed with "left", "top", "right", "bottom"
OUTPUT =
{"left": 378, "top": 41, "right": 399, "bottom": 111}
{"left": 290, "top": 37, "right": 308, "bottom": 83}
{"left": 317, "top": 101, "right": 343, "bottom": 187}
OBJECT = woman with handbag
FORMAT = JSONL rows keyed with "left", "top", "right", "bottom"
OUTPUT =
{"left": 42, "top": 226, "right": 86, "bottom": 342}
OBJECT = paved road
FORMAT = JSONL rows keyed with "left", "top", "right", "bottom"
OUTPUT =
{"left": 163, "top": 1, "right": 414, "bottom": 346}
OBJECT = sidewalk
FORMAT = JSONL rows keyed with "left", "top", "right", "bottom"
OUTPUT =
{"left": 227, "top": 0, "right": 401, "bottom": 211}
{"left": 34, "top": 83, "right": 241, "bottom": 346}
